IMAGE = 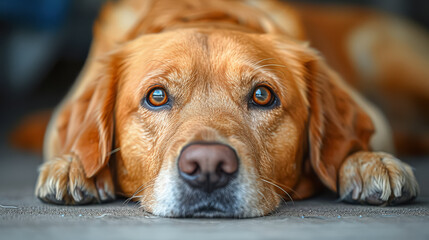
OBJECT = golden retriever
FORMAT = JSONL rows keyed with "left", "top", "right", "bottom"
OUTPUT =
{"left": 34, "top": 0, "right": 423, "bottom": 217}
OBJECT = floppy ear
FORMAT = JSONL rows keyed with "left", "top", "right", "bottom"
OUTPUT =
{"left": 304, "top": 53, "right": 374, "bottom": 192}
{"left": 54, "top": 60, "right": 117, "bottom": 178}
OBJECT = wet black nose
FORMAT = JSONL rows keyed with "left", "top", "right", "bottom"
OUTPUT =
{"left": 178, "top": 143, "right": 239, "bottom": 193}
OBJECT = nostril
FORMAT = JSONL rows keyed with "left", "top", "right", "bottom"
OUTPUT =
{"left": 216, "top": 161, "right": 235, "bottom": 176}
{"left": 179, "top": 162, "right": 200, "bottom": 183}
{"left": 179, "top": 159, "right": 199, "bottom": 176}
{"left": 178, "top": 143, "right": 239, "bottom": 192}
{"left": 188, "top": 162, "right": 200, "bottom": 176}
{"left": 216, "top": 162, "right": 224, "bottom": 175}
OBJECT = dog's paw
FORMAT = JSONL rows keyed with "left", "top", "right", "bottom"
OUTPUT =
{"left": 339, "top": 151, "right": 419, "bottom": 206}
{"left": 35, "top": 154, "right": 115, "bottom": 205}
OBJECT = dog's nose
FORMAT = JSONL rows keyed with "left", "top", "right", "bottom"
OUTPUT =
{"left": 178, "top": 143, "right": 238, "bottom": 193}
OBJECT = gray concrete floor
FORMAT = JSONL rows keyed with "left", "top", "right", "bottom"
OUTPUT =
{"left": 1, "top": 146, "right": 428, "bottom": 240}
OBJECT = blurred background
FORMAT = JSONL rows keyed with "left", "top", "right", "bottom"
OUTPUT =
{"left": 0, "top": 0, "right": 428, "bottom": 151}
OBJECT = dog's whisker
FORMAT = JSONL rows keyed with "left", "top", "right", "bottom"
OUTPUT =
{"left": 258, "top": 187, "right": 277, "bottom": 213}
{"left": 253, "top": 63, "right": 287, "bottom": 72}
{"left": 134, "top": 180, "right": 156, "bottom": 196}
{"left": 124, "top": 185, "right": 145, "bottom": 205}
{"left": 124, "top": 180, "right": 156, "bottom": 204}
{"left": 138, "top": 198, "right": 155, "bottom": 210}
{"left": 260, "top": 178, "right": 294, "bottom": 205}
{"left": 255, "top": 188, "right": 269, "bottom": 213}
{"left": 127, "top": 183, "right": 155, "bottom": 202}
{"left": 251, "top": 58, "right": 275, "bottom": 67}
{"left": 126, "top": 195, "right": 144, "bottom": 201}
{"left": 248, "top": 61, "right": 288, "bottom": 81}
{"left": 108, "top": 148, "right": 120, "bottom": 156}
{"left": 262, "top": 177, "right": 303, "bottom": 199}
{"left": 263, "top": 186, "right": 288, "bottom": 207}
{"left": 261, "top": 185, "right": 288, "bottom": 208}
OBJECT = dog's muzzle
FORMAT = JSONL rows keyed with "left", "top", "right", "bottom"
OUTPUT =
{"left": 176, "top": 142, "right": 240, "bottom": 217}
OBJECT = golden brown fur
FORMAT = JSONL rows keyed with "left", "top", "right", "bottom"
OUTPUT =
{"left": 32, "top": 0, "right": 421, "bottom": 217}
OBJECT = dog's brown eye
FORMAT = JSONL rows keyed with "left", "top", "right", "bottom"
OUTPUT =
{"left": 252, "top": 86, "right": 273, "bottom": 106}
{"left": 148, "top": 87, "right": 168, "bottom": 106}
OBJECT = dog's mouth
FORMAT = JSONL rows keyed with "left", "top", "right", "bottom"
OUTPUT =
{"left": 174, "top": 177, "right": 241, "bottom": 218}
{"left": 184, "top": 205, "right": 228, "bottom": 218}
{"left": 180, "top": 203, "right": 241, "bottom": 218}
{"left": 177, "top": 193, "right": 239, "bottom": 218}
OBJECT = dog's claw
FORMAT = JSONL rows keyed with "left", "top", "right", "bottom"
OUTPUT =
{"left": 341, "top": 190, "right": 359, "bottom": 204}
{"left": 390, "top": 190, "right": 415, "bottom": 205}
{"left": 73, "top": 188, "right": 97, "bottom": 205}
{"left": 35, "top": 155, "right": 115, "bottom": 205}
{"left": 339, "top": 151, "right": 419, "bottom": 206}
{"left": 97, "top": 187, "right": 115, "bottom": 203}
{"left": 40, "top": 194, "right": 66, "bottom": 205}
{"left": 365, "top": 191, "right": 384, "bottom": 205}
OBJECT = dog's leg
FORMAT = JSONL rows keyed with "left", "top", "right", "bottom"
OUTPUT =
{"left": 339, "top": 151, "right": 419, "bottom": 205}
{"left": 35, "top": 154, "right": 115, "bottom": 205}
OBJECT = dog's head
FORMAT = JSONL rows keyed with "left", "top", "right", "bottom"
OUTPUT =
{"left": 64, "top": 29, "right": 373, "bottom": 217}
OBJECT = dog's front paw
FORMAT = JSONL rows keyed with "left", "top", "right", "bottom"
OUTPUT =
{"left": 339, "top": 151, "right": 419, "bottom": 205}
{"left": 35, "top": 154, "right": 115, "bottom": 205}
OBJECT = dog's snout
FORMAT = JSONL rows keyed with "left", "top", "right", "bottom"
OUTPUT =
{"left": 178, "top": 143, "right": 238, "bottom": 193}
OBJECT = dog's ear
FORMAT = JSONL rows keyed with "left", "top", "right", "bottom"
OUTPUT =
{"left": 304, "top": 53, "right": 374, "bottom": 192}
{"left": 54, "top": 59, "right": 118, "bottom": 178}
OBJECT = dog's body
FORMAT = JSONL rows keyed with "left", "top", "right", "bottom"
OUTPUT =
{"left": 35, "top": 0, "right": 424, "bottom": 217}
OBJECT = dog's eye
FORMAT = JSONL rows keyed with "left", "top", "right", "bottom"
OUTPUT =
{"left": 252, "top": 85, "right": 274, "bottom": 106}
{"left": 148, "top": 87, "right": 168, "bottom": 107}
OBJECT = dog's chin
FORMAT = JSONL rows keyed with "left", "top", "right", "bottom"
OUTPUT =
{"left": 174, "top": 181, "right": 242, "bottom": 218}
{"left": 181, "top": 206, "right": 235, "bottom": 218}
{"left": 150, "top": 169, "right": 274, "bottom": 218}
{"left": 150, "top": 177, "right": 263, "bottom": 218}
{"left": 167, "top": 205, "right": 244, "bottom": 218}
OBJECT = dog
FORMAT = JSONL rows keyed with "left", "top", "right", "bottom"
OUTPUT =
{"left": 34, "top": 0, "right": 424, "bottom": 217}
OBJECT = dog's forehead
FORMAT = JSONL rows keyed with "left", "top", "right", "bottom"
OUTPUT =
{"left": 118, "top": 29, "right": 303, "bottom": 108}
{"left": 129, "top": 30, "right": 280, "bottom": 77}
{"left": 123, "top": 29, "right": 293, "bottom": 92}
